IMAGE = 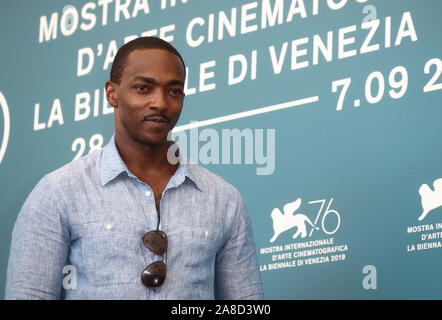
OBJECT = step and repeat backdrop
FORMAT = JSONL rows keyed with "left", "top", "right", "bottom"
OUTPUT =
{"left": 0, "top": 0, "right": 441, "bottom": 299}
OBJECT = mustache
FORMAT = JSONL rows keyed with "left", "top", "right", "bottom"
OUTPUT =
{"left": 143, "top": 112, "right": 170, "bottom": 122}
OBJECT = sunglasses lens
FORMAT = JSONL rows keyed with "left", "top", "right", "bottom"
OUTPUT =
{"left": 143, "top": 230, "right": 168, "bottom": 255}
{"left": 141, "top": 261, "right": 166, "bottom": 288}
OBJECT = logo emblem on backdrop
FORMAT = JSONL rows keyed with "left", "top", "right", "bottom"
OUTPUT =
{"left": 269, "top": 197, "right": 341, "bottom": 243}
{"left": 418, "top": 178, "right": 442, "bottom": 221}
{"left": 406, "top": 178, "right": 442, "bottom": 254}
{"left": 270, "top": 198, "right": 318, "bottom": 242}
{"left": 259, "top": 196, "right": 348, "bottom": 272}
{"left": 0, "top": 91, "right": 10, "bottom": 164}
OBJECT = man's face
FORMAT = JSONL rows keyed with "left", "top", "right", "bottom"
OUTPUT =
{"left": 107, "top": 48, "right": 185, "bottom": 148}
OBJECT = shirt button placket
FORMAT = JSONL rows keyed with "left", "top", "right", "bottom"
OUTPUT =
{"left": 143, "top": 188, "right": 157, "bottom": 231}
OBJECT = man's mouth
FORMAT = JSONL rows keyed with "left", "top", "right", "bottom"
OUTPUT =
{"left": 143, "top": 115, "right": 170, "bottom": 123}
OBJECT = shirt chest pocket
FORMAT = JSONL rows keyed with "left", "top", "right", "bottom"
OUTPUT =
{"left": 177, "top": 226, "right": 223, "bottom": 293}
{"left": 82, "top": 221, "right": 142, "bottom": 286}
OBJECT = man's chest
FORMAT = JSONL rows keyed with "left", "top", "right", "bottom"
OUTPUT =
{"left": 65, "top": 180, "right": 230, "bottom": 239}
{"left": 64, "top": 184, "right": 228, "bottom": 295}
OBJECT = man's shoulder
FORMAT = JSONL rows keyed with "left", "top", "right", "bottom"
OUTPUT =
{"left": 17, "top": 151, "right": 102, "bottom": 218}
{"left": 44, "top": 149, "right": 102, "bottom": 187}
{"left": 186, "top": 163, "right": 242, "bottom": 198}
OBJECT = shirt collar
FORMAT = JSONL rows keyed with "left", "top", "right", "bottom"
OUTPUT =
{"left": 100, "top": 135, "right": 203, "bottom": 192}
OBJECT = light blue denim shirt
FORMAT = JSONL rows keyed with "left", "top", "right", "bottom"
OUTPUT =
{"left": 5, "top": 135, "right": 263, "bottom": 300}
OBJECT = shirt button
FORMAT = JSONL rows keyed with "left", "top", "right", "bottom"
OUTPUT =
{"left": 105, "top": 224, "right": 112, "bottom": 230}
{"left": 145, "top": 190, "right": 152, "bottom": 197}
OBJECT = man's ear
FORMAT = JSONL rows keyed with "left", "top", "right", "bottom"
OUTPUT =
{"left": 105, "top": 80, "right": 119, "bottom": 108}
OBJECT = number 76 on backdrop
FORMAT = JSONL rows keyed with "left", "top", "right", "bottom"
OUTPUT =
{"left": 331, "top": 58, "right": 442, "bottom": 111}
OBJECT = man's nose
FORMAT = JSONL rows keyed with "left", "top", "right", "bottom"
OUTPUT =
{"left": 150, "top": 88, "right": 168, "bottom": 111}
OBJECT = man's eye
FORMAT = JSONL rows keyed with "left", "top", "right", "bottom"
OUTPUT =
{"left": 169, "top": 88, "right": 184, "bottom": 96}
{"left": 135, "top": 85, "right": 151, "bottom": 92}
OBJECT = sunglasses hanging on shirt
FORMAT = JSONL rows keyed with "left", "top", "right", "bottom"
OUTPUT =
{"left": 141, "top": 229, "right": 168, "bottom": 288}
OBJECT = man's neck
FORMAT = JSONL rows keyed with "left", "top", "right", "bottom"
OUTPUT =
{"left": 114, "top": 133, "right": 178, "bottom": 183}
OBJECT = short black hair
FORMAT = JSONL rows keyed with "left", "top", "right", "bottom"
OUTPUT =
{"left": 110, "top": 36, "right": 186, "bottom": 84}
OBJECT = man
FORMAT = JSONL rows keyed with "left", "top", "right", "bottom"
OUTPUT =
{"left": 5, "top": 37, "right": 264, "bottom": 299}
